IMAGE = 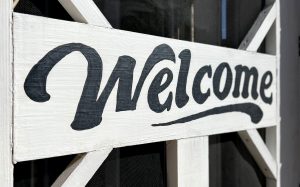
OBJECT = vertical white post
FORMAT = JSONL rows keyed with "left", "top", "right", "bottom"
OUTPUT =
{"left": 0, "top": 0, "right": 14, "bottom": 186}
{"left": 167, "top": 137, "right": 209, "bottom": 187}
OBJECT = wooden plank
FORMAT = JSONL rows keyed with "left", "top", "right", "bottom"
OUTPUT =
{"left": 167, "top": 137, "right": 209, "bottom": 187}
{"left": 52, "top": 148, "right": 112, "bottom": 187}
{"left": 239, "top": 4, "right": 276, "bottom": 51}
{"left": 13, "top": 13, "right": 277, "bottom": 161}
{"left": 58, "top": 0, "right": 112, "bottom": 27}
{"left": 0, "top": 0, "right": 13, "bottom": 186}
{"left": 238, "top": 130, "right": 276, "bottom": 179}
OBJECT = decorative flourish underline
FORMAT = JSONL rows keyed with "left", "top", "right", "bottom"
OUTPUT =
{"left": 152, "top": 103, "right": 263, "bottom": 127}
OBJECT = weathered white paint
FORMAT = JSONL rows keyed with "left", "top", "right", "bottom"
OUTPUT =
{"left": 58, "top": 0, "right": 112, "bottom": 27}
{"left": 13, "top": 13, "right": 277, "bottom": 162}
{"left": 51, "top": 148, "right": 112, "bottom": 187}
{"left": 0, "top": 0, "right": 13, "bottom": 186}
{"left": 167, "top": 137, "right": 209, "bottom": 187}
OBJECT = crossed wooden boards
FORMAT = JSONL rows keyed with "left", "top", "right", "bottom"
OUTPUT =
{"left": 12, "top": 0, "right": 278, "bottom": 186}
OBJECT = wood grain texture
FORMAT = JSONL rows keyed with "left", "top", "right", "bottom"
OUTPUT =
{"left": 0, "top": 0, "right": 13, "bottom": 186}
{"left": 13, "top": 13, "right": 277, "bottom": 162}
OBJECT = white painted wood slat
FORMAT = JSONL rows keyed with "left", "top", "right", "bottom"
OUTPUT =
{"left": 0, "top": 0, "right": 14, "bottom": 186}
{"left": 52, "top": 148, "right": 113, "bottom": 187}
{"left": 239, "top": 4, "right": 276, "bottom": 51}
{"left": 238, "top": 130, "right": 277, "bottom": 179}
{"left": 58, "top": 0, "right": 112, "bottom": 27}
{"left": 167, "top": 137, "right": 209, "bottom": 187}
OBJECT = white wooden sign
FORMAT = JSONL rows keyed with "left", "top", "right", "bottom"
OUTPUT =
{"left": 13, "top": 13, "right": 277, "bottom": 162}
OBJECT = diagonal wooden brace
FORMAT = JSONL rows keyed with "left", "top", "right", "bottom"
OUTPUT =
{"left": 239, "top": 4, "right": 276, "bottom": 51}
{"left": 52, "top": 149, "right": 113, "bottom": 187}
{"left": 238, "top": 2, "right": 277, "bottom": 180}
{"left": 58, "top": 0, "right": 112, "bottom": 27}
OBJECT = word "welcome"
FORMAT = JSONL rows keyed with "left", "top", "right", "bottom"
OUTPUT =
{"left": 24, "top": 43, "right": 273, "bottom": 130}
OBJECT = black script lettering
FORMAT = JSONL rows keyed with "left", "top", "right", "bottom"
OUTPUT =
{"left": 192, "top": 65, "right": 212, "bottom": 104}
{"left": 148, "top": 68, "right": 173, "bottom": 112}
{"left": 127, "top": 44, "right": 176, "bottom": 110}
{"left": 24, "top": 43, "right": 176, "bottom": 130}
{"left": 24, "top": 43, "right": 102, "bottom": 103}
{"left": 260, "top": 71, "right": 273, "bottom": 104}
{"left": 24, "top": 43, "right": 271, "bottom": 131}
{"left": 213, "top": 62, "right": 233, "bottom": 100}
{"left": 233, "top": 65, "right": 259, "bottom": 99}
{"left": 24, "top": 43, "right": 104, "bottom": 129}
{"left": 175, "top": 49, "right": 191, "bottom": 108}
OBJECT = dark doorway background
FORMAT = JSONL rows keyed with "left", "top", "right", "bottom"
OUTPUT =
{"left": 14, "top": 0, "right": 266, "bottom": 186}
